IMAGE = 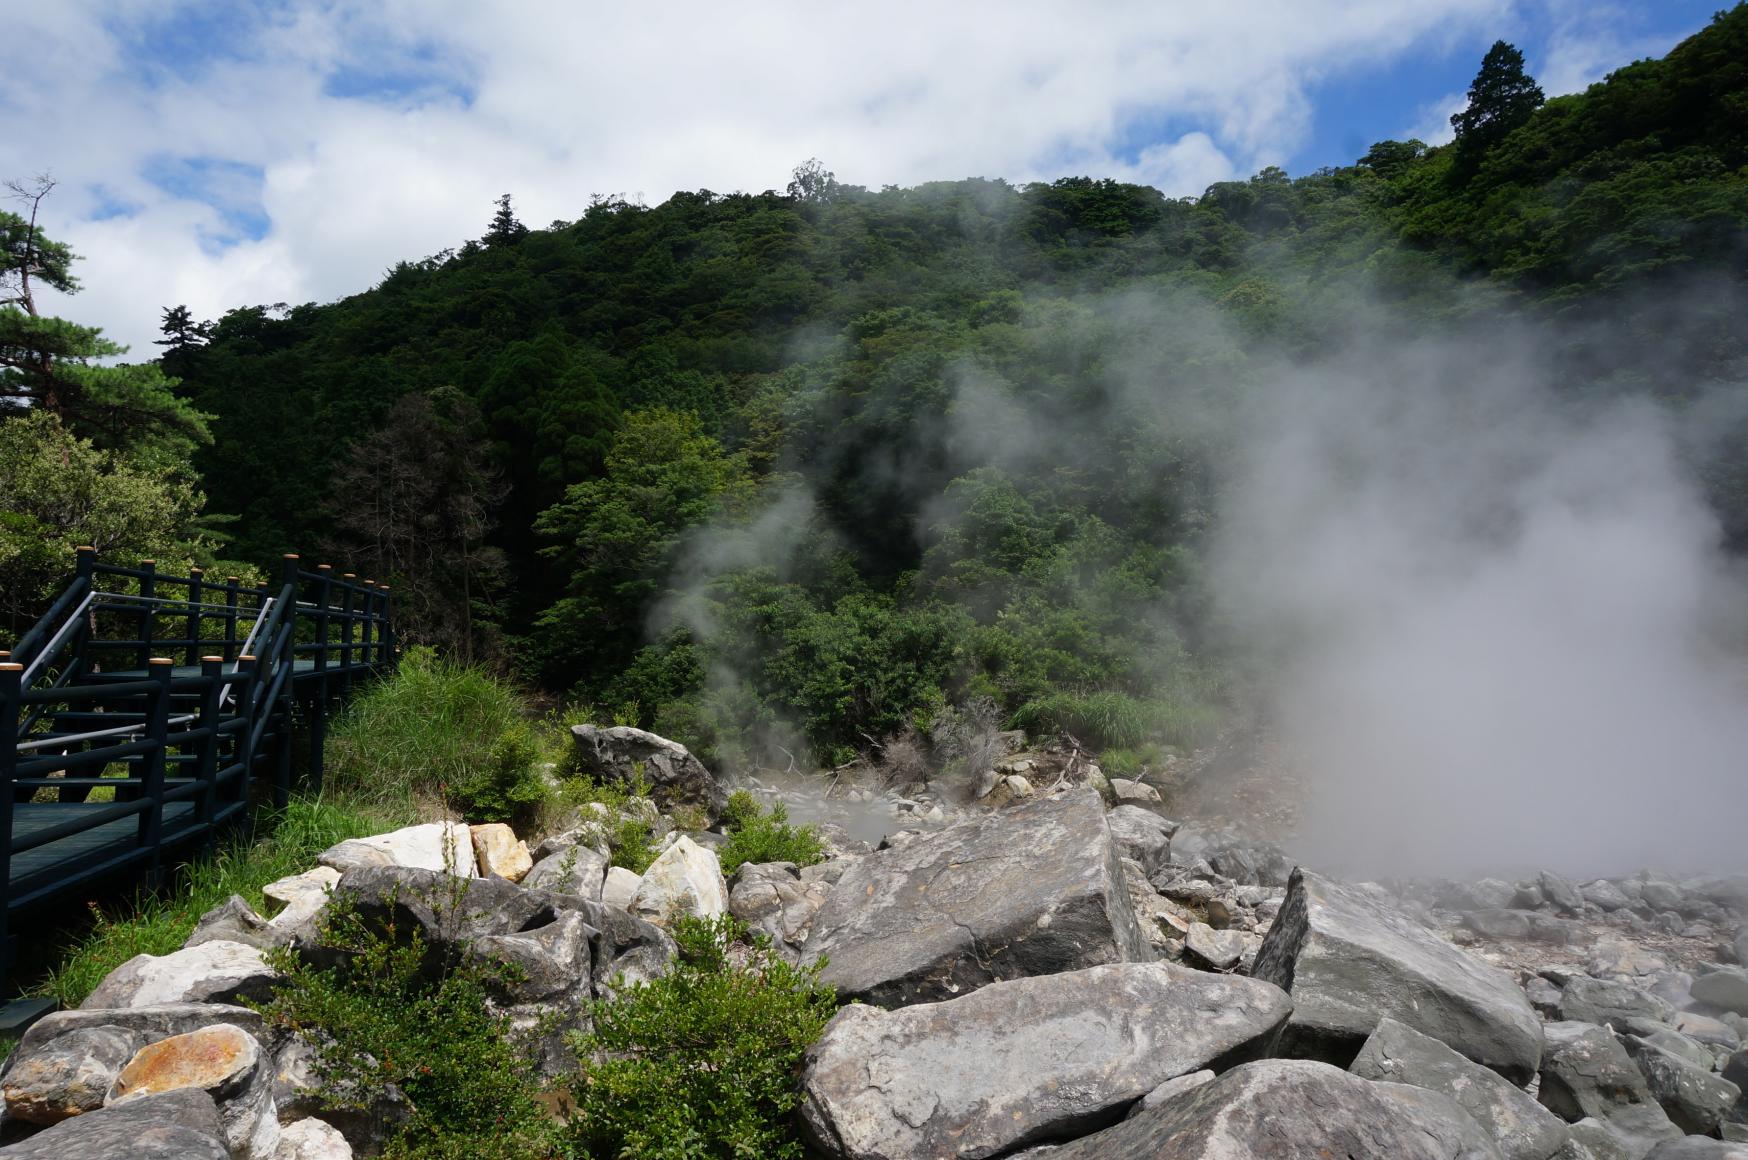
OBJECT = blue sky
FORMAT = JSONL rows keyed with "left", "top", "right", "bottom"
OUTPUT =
{"left": 0, "top": 1, "right": 1727, "bottom": 355}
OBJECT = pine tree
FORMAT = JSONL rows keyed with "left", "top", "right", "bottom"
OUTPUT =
{"left": 1450, "top": 41, "right": 1545, "bottom": 174}
{"left": 485, "top": 193, "right": 527, "bottom": 247}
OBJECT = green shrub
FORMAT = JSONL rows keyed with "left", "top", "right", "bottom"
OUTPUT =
{"left": 36, "top": 797, "right": 408, "bottom": 1008}
{"left": 326, "top": 646, "right": 550, "bottom": 825}
{"left": 607, "top": 814, "right": 661, "bottom": 874}
{"left": 258, "top": 883, "right": 560, "bottom": 1160}
{"left": 569, "top": 915, "right": 837, "bottom": 1159}
{"left": 719, "top": 798, "right": 825, "bottom": 876}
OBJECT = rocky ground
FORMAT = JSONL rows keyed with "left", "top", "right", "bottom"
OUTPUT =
{"left": 0, "top": 723, "right": 1743, "bottom": 1158}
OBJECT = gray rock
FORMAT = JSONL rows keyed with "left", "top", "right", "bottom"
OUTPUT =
{"left": 1670, "top": 1011, "right": 1739, "bottom": 1053}
{"left": 1619, "top": 1034, "right": 1741, "bottom": 1135}
{"left": 807, "top": 790, "right": 1151, "bottom": 1008}
{"left": 1109, "top": 778, "right": 1162, "bottom": 806}
{"left": 1542, "top": 872, "right": 1585, "bottom": 915}
{"left": 80, "top": 941, "right": 277, "bottom": 1009}
{"left": 1528, "top": 976, "right": 1568, "bottom": 1019}
{"left": 106, "top": 1022, "right": 278, "bottom": 1159}
{"left": 1621, "top": 1021, "right": 1719, "bottom": 1070}
{"left": 185, "top": 895, "right": 283, "bottom": 950}
{"left": 2, "top": 1003, "right": 265, "bottom": 1065}
{"left": 1104, "top": 806, "right": 1175, "bottom": 876}
{"left": 318, "top": 821, "right": 475, "bottom": 877}
{"left": 798, "top": 962, "right": 1290, "bottom": 1159}
{"left": 1693, "top": 968, "right": 1748, "bottom": 1017}
{"left": 1538, "top": 1021, "right": 1681, "bottom": 1156}
{"left": 569, "top": 724, "right": 727, "bottom": 819}
{"left": 1641, "top": 1142, "right": 1748, "bottom": 1160}
{"left": 1582, "top": 881, "right": 1635, "bottom": 912}
{"left": 1568, "top": 1117, "right": 1634, "bottom": 1160}
{"left": 1124, "top": 1071, "right": 1215, "bottom": 1121}
{"left": 522, "top": 843, "right": 609, "bottom": 899}
{"left": 0, "top": 1088, "right": 229, "bottom": 1158}
{"left": 1013, "top": 1058, "right": 1504, "bottom": 1159}
{"left": 1438, "top": 878, "right": 1520, "bottom": 912}
{"left": 323, "top": 865, "right": 672, "bottom": 998}
{"left": 1640, "top": 879, "right": 1685, "bottom": 914}
{"left": 1562, "top": 977, "right": 1678, "bottom": 1027}
{"left": 1351, "top": 1017, "right": 1570, "bottom": 1160}
{"left": 728, "top": 862, "right": 827, "bottom": 951}
{"left": 1252, "top": 867, "right": 1544, "bottom": 1082}
{"left": 1183, "top": 923, "right": 1244, "bottom": 972}
{"left": 628, "top": 835, "right": 728, "bottom": 927}
{"left": 1, "top": 1025, "right": 136, "bottom": 1124}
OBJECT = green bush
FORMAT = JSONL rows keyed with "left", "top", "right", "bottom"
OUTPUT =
{"left": 258, "top": 884, "right": 559, "bottom": 1160}
{"left": 36, "top": 797, "right": 408, "bottom": 1008}
{"left": 569, "top": 915, "right": 837, "bottom": 1159}
{"left": 719, "top": 796, "right": 825, "bottom": 876}
{"left": 326, "top": 646, "right": 550, "bottom": 824}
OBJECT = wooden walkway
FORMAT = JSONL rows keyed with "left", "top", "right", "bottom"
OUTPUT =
{"left": 1, "top": 550, "right": 394, "bottom": 976}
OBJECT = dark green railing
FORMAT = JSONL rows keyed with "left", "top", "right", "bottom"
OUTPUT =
{"left": 0, "top": 549, "right": 394, "bottom": 973}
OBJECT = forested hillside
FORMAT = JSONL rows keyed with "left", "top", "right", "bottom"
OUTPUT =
{"left": 12, "top": 6, "right": 1748, "bottom": 771}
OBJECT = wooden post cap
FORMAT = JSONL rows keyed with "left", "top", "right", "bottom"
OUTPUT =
{"left": 1, "top": 662, "right": 22, "bottom": 671}
{"left": 75, "top": 545, "right": 95, "bottom": 553}
{"left": 226, "top": 576, "right": 239, "bottom": 583}
{"left": 283, "top": 553, "right": 300, "bottom": 560}
{"left": 317, "top": 563, "right": 332, "bottom": 571}
{"left": 140, "top": 559, "right": 156, "bottom": 567}
{"left": 377, "top": 584, "right": 391, "bottom": 592}
{"left": 190, "top": 566, "right": 203, "bottom": 574}
{"left": 201, "top": 656, "right": 224, "bottom": 663}
{"left": 342, "top": 573, "right": 356, "bottom": 579}
{"left": 238, "top": 654, "right": 257, "bottom": 662}
{"left": 148, "top": 657, "right": 173, "bottom": 666}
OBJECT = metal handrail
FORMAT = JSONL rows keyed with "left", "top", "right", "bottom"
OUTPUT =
{"left": 18, "top": 592, "right": 94, "bottom": 686}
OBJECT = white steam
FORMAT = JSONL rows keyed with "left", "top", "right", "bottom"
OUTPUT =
{"left": 1214, "top": 334, "right": 1748, "bottom": 878}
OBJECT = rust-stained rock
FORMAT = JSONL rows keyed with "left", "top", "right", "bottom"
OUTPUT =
{"left": 470, "top": 822, "right": 534, "bottom": 882}
{"left": 107, "top": 1022, "right": 279, "bottom": 1159}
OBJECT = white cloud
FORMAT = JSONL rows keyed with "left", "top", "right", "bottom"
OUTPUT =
{"left": 1405, "top": 90, "right": 1467, "bottom": 146}
{"left": 5, "top": 0, "right": 1548, "bottom": 352}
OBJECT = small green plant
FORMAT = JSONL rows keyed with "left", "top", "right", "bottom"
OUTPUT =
{"left": 569, "top": 915, "right": 837, "bottom": 1159}
{"left": 258, "top": 886, "right": 560, "bottom": 1160}
{"left": 719, "top": 796, "right": 825, "bottom": 876}
{"left": 607, "top": 814, "right": 660, "bottom": 874}
{"left": 1010, "top": 689, "right": 1221, "bottom": 751}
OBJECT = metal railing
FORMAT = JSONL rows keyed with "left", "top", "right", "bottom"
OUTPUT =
{"left": 0, "top": 548, "right": 396, "bottom": 972}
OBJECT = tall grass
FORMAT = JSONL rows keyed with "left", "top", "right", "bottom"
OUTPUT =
{"left": 324, "top": 646, "right": 549, "bottom": 824}
{"left": 1009, "top": 687, "right": 1222, "bottom": 751}
{"left": 36, "top": 796, "right": 408, "bottom": 1008}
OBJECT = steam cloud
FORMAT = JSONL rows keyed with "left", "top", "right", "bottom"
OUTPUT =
{"left": 1213, "top": 322, "right": 1748, "bottom": 879}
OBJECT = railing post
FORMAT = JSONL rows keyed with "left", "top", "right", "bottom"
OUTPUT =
{"left": 184, "top": 567, "right": 204, "bottom": 665}
{"left": 236, "top": 654, "right": 258, "bottom": 799}
{"left": 137, "top": 560, "right": 156, "bottom": 672}
{"left": 359, "top": 581, "right": 376, "bottom": 674}
{"left": 339, "top": 574, "right": 357, "bottom": 698}
{"left": 377, "top": 585, "right": 395, "bottom": 668}
{"left": 224, "top": 577, "right": 240, "bottom": 661}
{"left": 138, "top": 658, "right": 173, "bottom": 882}
{"left": 194, "top": 657, "right": 224, "bottom": 839}
{"left": 0, "top": 663, "right": 19, "bottom": 976}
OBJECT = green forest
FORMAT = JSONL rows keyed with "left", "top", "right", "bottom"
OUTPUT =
{"left": 6, "top": 8, "right": 1748, "bottom": 772}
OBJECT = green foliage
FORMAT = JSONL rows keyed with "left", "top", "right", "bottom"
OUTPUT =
{"left": 719, "top": 797, "right": 825, "bottom": 875}
{"left": 0, "top": 410, "right": 217, "bottom": 632}
{"left": 325, "top": 647, "right": 549, "bottom": 825}
{"left": 569, "top": 915, "right": 837, "bottom": 1159}
{"left": 1010, "top": 689, "right": 1220, "bottom": 752}
{"left": 259, "top": 885, "right": 559, "bottom": 1160}
{"left": 34, "top": 798, "right": 409, "bottom": 1008}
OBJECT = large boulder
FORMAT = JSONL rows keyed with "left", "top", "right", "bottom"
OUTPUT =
{"left": 1619, "top": 1034, "right": 1742, "bottom": 1136}
{"left": 1562, "top": 977, "right": 1677, "bottom": 1027}
{"left": 1251, "top": 867, "right": 1543, "bottom": 1082}
{"left": 1538, "top": 1021, "right": 1682, "bottom": 1157}
{"left": 1693, "top": 969, "right": 1748, "bottom": 1017}
{"left": 807, "top": 789, "right": 1152, "bottom": 1007}
{"left": 0, "top": 1088, "right": 229, "bottom": 1159}
{"left": 1104, "top": 806, "right": 1176, "bottom": 876}
{"left": 80, "top": 941, "right": 277, "bottom": 1009}
{"left": 106, "top": 1022, "right": 278, "bottom": 1159}
{"left": 1642, "top": 1143, "right": 1748, "bottom": 1160}
{"left": 629, "top": 836, "right": 729, "bottom": 927}
{"left": 274, "top": 1117, "right": 355, "bottom": 1159}
{"left": 800, "top": 962, "right": 1288, "bottom": 1159}
{"left": 469, "top": 823, "right": 533, "bottom": 882}
{"left": 523, "top": 843, "right": 609, "bottom": 900}
{"left": 1350, "top": 1017, "right": 1571, "bottom": 1160}
{"left": 318, "top": 822, "right": 475, "bottom": 877}
{"left": 1018, "top": 1058, "right": 1504, "bottom": 1159}
{"left": 1, "top": 1025, "right": 136, "bottom": 1124}
{"left": 569, "top": 724, "right": 728, "bottom": 819}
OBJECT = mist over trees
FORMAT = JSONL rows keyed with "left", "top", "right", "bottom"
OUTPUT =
{"left": 9, "top": 8, "right": 1748, "bottom": 772}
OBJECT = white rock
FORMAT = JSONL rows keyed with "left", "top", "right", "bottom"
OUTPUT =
{"left": 1004, "top": 775, "right": 1034, "bottom": 798}
{"left": 318, "top": 822, "right": 475, "bottom": 877}
{"left": 601, "top": 866, "right": 642, "bottom": 910}
{"left": 260, "top": 867, "right": 340, "bottom": 934}
{"left": 274, "top": 1118, "right": 353, "bottom": 1159}
{"left": 81, "top": 942, "right": 278, "bottom": 1010}
{"left": 469, "top": 823, "right": 533, "bottom": 882}
{"left": 629, "top": 837, "right": 728, "bottom": 927}
{"left": 1111, "top": 778, "right": 1163, "bottom": 805}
